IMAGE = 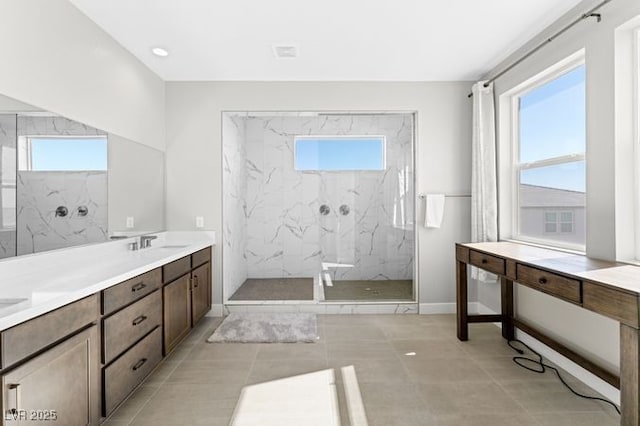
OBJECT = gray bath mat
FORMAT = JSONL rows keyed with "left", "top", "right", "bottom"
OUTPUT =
{"left": 207, "top": 313, "right": 318, "bottom": 343}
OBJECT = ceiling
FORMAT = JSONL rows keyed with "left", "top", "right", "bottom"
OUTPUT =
{"left": 69, "top": 0, "right": 584, "bottom": 82}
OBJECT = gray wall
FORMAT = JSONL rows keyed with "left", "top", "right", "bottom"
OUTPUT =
{"left": 165, "top": 82, "right": 473, "bottom": 309}
{"left": 0, "top": 0, "right": 165, "bottom": 151}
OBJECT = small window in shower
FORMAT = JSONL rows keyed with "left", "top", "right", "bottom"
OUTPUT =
{"left": 294, "top": 136, "right": 385, "bottom": 171}
{"left": 18, "top": 136, "right": 107, "bottom": 171}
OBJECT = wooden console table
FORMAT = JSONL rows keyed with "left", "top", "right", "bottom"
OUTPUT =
{"left": 456, "top": 241, "right": 640, "bottom": 425}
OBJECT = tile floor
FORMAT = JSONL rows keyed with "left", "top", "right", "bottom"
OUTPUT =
{"left": 103, "top": 314, "right": 620, "bottom": 426}
{"left": 324, "top": 280, "right": 414, "bottom": 301}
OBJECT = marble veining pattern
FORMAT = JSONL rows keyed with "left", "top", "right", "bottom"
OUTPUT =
{"left": 16, "top": 171, "right": 108, "bottom": 255}
{"left": 0, "top": 115, "right": 17, "bottom": 259}
{"left": 223, "top": 113, "right": 414, "bottom": 293}
{"left": 222, "top": 114, "right": 249, "bottom": 299}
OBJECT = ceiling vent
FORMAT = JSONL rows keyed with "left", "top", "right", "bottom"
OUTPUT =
{"left": 272, "top": 45, "right": 299, "bottom": 58}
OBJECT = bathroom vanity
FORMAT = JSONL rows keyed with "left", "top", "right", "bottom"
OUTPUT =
{"left": 0, "top": 233, "right": 214, "bottom": 425}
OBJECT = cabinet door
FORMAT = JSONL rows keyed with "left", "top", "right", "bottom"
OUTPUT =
{"left": 191, "top": 263, "right": 211, "bottom": 326}
{"left": 2, "top": 325, "right": 99, "bottom": 425}
{"left": 163, "top": 274, "right": 191, "bottom": 354}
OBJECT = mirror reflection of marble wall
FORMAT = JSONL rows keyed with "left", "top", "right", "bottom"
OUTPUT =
{"left": 0, "top": 96, "right": 165, "bottom": 259}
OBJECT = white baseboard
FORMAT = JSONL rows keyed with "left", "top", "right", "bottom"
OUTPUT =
{"left": 420, "top": 302, "right": 619, "bottom": 405}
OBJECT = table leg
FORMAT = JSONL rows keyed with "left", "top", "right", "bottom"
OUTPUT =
{"left": 621, "top": 324, "right": 639, "bottom": 425}
{"left": 501, "top": 277, "right": 514, "bottom": 340}
{"left": 456, "top": 260, "right": 468, "bottom": 341}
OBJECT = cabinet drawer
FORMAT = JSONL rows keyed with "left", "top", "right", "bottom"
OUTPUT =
{"left": 516, "top": 264, "right": 581, "bottom": 304}
{"left": 1, "top": 294, "right": 98, "bottom": 369}
{"left": 103, "top": 290, "right": 162, "bottom": 364}
{"left": 163, "top": 256, "right": 191, "bottom": 284}
{"left": 103, "top": 327, "right": 162, "bottom": 415}
{"left": 192, "top": 246, "right": 211, "bottom": 268}
{"left": 469, "top": 250, "right": 505, "bottom": 275}
{"left": 102, "top": 268, "right": 161, "bottom": 316}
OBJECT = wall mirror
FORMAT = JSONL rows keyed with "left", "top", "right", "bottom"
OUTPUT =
{"left": 0, "top": 94, "right": 165, "bottom": 259}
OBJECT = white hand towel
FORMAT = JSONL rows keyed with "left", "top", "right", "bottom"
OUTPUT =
{"left": 424, "top": 194, "right": 445, "bottom": 228}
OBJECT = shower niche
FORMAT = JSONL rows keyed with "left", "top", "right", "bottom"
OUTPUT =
{"left": 222, "top": 112, "right": 415, "bottom": 304}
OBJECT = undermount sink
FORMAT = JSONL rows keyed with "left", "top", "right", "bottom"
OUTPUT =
{"left": 0, "top": 298, "right": 28, "bottom": 309}
{"left": 156, "top": 245, "right": 189, "bottom": 249}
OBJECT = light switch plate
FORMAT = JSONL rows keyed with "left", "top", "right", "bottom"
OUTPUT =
{"left": 195, "top": 216, "right": 204, "bottom": 228}
{"left": 126, "top": 217, "right": 134, "bottom": 228}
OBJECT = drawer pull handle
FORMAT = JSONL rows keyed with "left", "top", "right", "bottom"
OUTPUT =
{"left": 131, "top": 282, "right": 147, "bottom": 292}
{"left": 132, "top": 358, "right": 147, "bottom": 371}
{"left": 481, "top": 258, "right": 488, "bottom": 264}
{"left": 132, "top": 315, "right": 148, "bottom": 326}
{"left": 538, "top": 277, "right": 547, "bottom": 284}
{"left": 193, "top": 276, "right": 199, "bottom": 288}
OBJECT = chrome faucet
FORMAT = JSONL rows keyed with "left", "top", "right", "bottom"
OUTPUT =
{"left": 139, "top": 234, "right": 158, "bottom": 249}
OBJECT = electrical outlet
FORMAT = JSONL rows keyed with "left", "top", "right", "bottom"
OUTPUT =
{"left": 195, "top": 216, "right": 204, "bottom": 228}
{"left": 126, "top": 217, "right": 134, "bottom": 228}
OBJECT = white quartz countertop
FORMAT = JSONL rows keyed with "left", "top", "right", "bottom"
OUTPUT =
{"left": 0, "top": 231, "right": 215, "bottom": 331}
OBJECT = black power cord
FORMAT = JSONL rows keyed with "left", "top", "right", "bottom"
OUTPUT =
{"left": 507, "top": 339, "right": 620, "bottom": 415}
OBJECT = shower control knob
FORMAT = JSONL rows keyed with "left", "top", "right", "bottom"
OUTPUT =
{"left": 55, "top": 206, "right": 68, "bottom": 217}
{"left": 339, "top": 204, "right": 350, "bottom": 216}
{"left": 319, "top": 204, "right": 330, "bottom": 216}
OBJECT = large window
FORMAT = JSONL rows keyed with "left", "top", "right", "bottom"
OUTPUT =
{"left": 513, "top": 62, "right": 586, "bottom": 250}
{"left": 294, "top": 136, "right": 385, "bottom": 171}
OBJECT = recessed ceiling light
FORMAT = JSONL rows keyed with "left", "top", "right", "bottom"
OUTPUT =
{"left": 272, "top": 44, "right": 298, "bottom": 58}
{"left": 151, "top": 47, "right": 169, "bottom": 57}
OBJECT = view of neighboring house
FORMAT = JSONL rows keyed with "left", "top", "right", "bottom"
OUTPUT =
{"left": 519, "top": 183, "right": 585, "bottom": 246}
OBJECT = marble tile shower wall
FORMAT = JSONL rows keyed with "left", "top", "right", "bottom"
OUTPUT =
{"left": 0, "top": 114, "right": 17, "bottom": 259}
{"left": 15, "top": 116, "right": 108, "bottom": 255}
{"left": 222, "top": 115, "right": 249, "bottom": 298}
{"left": 242, "top": 114, "right": 414, "bottom": 281}
{"left": 17, "top": 171, "right": 108, "bottom": 255}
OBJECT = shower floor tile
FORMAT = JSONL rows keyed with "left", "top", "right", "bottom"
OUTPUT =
{"left": 228, "top": 278, "right": 314, "bottom": 301}
{"left": 323, "top": 280, "right": 413, "bottom": 301}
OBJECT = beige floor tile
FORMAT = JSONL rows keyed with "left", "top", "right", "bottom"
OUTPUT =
{"left": 326, "top": 341, "right": 397, "bottom": 360}
{"left": 359, "top": 382, "right": 426, "bottom": 411}
{"left": 417, "top": 382, "right": 526, "bottom": 415}
{"left": 365, "top": 408, "right": 434, "bottom": 426}
{"left": 432, "top": 413, "right": 540, "bottom": 425}
{"left": 474, "top": 356, "right": 559, "bottom": 383}
{"left": 500, "top": 380, "right": 615, "bottom": 413}
{"left": 379, "top": 323, "right": 451, "bottom": 340}
{"left": 165, "top": 359, "right": 252, "bottom": 384}
{"left": 255, "top": 342, "right": 327, "bottom": 361}
{"left": 330, "top": 358, "right": 411, "bottom": 383}
{"left": 132, "top": 398, "right": 237, "bottom": 424}
{"left": 401, "top": 356, "right": 493, "bottom": 383}
{"left": 323, "top": 324, "right": 388, "bottom": 342}
{"left": 533, "top": 411, "right": 619, "bottom": 425}
{"left": 106, "top": 384, "right": 159, "bottom": 422}
{"left": 101, "top": 420, "right": 131, "bottom": 426}
{"left": 149, "top": 382, "right": 244, "bottom": 401}
{"left": 246, "top": 358, "right": 329, "bottom": 384}
{"left": 188, "top": 342, "right": 261, "bottom": 361}
{"left": 390, "top": 339, "right": 467, "bottom": 359}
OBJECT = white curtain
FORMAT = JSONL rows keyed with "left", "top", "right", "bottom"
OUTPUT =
{"left": 471, "top": 81, "right": 498, "bottom": 280}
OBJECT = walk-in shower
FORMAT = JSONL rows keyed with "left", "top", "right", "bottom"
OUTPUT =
{"left": 222, "top": 112, "right": 415, "bottom": 303}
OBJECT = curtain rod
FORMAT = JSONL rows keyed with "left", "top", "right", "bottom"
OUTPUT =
{"left": 467, "top": 0, "right": 612, "bottom": 98}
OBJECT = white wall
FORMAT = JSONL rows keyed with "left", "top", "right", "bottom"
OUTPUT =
{"left": 164, "top": 82, "right": 473, "bottom": 306}
{"left": 0, "top": 0, "right": 165, "bottom": 151}
{"left": 487, "top": 0, "right": 640, "bottom": 373}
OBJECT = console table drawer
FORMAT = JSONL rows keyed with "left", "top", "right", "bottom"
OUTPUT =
{"left": 469, "top": 250, "right": 505, "bottom": 275}
{"left": 516, "top": 264, "right": 581, "bottom": 304}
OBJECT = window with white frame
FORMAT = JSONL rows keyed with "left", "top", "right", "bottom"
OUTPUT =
{"left": 512, "top": 60, "right": 586, "bottom": 250}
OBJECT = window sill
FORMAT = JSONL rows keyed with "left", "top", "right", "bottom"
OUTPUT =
{"left": 502, "top": 238, "right": 585, "bottom": 256}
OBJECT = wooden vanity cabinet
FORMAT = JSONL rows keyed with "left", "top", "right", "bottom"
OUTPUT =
{"left": 0, "top": 295, "right": 100, "bottom": 426}
{"left": 162, "top": 247, "right": 212, "bottom": 354}
{"left": 100, "top": 271, "right": 163, "bottom": 417}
